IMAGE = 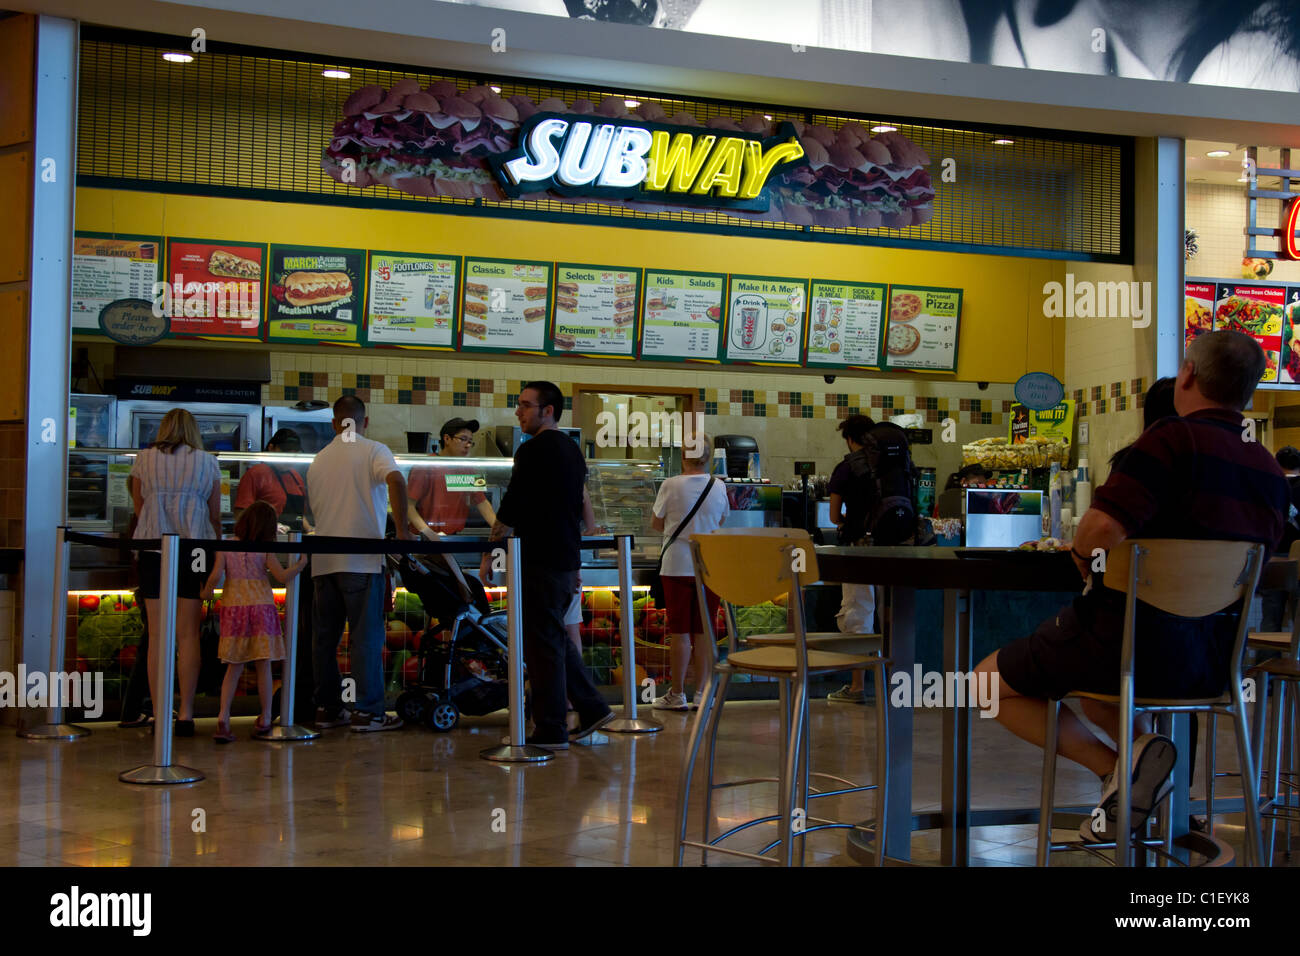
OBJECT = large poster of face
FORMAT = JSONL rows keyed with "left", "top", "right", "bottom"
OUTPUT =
{"left": 443, "top": 0, "right": 1300, "bottom": 92}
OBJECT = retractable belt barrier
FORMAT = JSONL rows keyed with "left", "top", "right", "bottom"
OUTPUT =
{"left": 25, "top": 528, "right": 636, "bottom": 781}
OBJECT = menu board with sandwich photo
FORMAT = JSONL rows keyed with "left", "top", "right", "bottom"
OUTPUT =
{"left": 640, "top": 270, "right": 725, "bottom": 362}
{"left": 71, "top": 233, "right": 161, "bottom": 335}
{"left": 723, "top": 275, "right": 808, "bottom": 366}
{"left": 1184, "top": 281, "right": 1215, "bottom": 350}
{"left": 805, "top": 280, "right": 887, "bottom": 369}
{"left": 550, "top": 263, "right": 640, "bottom": 357}
{"left": 1215, "top": 283, "right": 1284, "bottom": 384}
{"left": 265, "top": 245, "right": 366, "bottom": 344}
{"left": 881, "top": 285, "right": 962, "bottom": 373}
{"left": 365, "top": 251, "right": 460, "bottom": 350}
{"left": 460, "top": 258, "right": 552, "bottom": 353}
{"left": 164, "top": 239, "right": 265, "bottom": 340}
{"left": 1285, "top": 287, "right": 1300, "bottom": 385}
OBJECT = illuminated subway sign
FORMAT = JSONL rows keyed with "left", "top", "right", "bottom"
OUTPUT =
{"left": 1284, "top": 197, "right": 1300, "bottom": 261}
{"left": 489, "top": 114, "right": 806, "bottom": 210}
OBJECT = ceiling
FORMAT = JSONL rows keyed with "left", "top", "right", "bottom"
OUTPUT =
{"left": 1186, "top": 141, "right": 1299, "bottom": 187}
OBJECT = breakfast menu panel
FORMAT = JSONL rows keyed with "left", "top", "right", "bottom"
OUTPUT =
{"left": 71, "top": 233, "right": 161, "bottom": 335}
{"left": 723, "top": 275, "right": 807, "bottom": 366}
{"left": 265, "top": 245, "right": 367, "bottom": 344}
{"left": 881, "top": 285, "right": 962, "bottom": 373}
{"left": 639, "top": 270, "right": 725, "bottom": 362}
{"left": 365, "top": 252, "right": 460, "bottom": 349}
{"left": 550, "top": 263, "right": 640, "bottom": 357}
{"left": 460, "top": 258, "right": 552, "bottom": 354}
{"left": 805, "top": 280, "right": 886, "bottom": 368}
{"left": 164, "top": 238, "right": 265, "bottom": 340}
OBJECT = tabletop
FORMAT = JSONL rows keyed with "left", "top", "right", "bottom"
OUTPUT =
{"left": 814, "top": 545, "right": 1084, "bottom": 592}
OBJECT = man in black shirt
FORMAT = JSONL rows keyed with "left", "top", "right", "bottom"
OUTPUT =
{"left": 483, "top": 381, "right": 613, "bottom": 749}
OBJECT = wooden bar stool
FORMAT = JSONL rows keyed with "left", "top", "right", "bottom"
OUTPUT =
{"left": 672, "top": 528, "right": 891, "bottom": 867}
{"left": 1036, "top": 540, "right": 1266, "bottom": 867}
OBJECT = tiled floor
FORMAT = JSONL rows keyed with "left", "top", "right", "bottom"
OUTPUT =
{"left": 0, "top": 701, "right": 1294, "bottom": 867}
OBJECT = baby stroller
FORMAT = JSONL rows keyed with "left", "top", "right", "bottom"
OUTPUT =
{"left": 389, "top": 549, "right": 513, "bottom": 731}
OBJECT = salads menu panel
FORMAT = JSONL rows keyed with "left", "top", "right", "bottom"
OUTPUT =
{"left": 639, "top": 270, "right": 725, "bottom": 362}
{"left": 882, "top": 285, "right": 962, "bottom": 373}
{"left": 71, "top": 234, "right": 161, "bottom": 335}
{"left": 1215, "top": 283, "right": 1284, "bottom": 383}
{"left": 265, "top": 245, "right": 366, "bottom": 344}
{"left": 1285, "top": 288, "right": 1300, "bottom": 385}
{"left": 1184, "top": 281, "right": 1215, "bottom": 350}
{"left": 550, "top": 263, "right": 641, "bottom": 357}
{"left": 723, "top": 275, "right": 807, "bottom": 366}
{"left": 805, "top": 280, "right": 887, "bottom": 368}
{"left": 164, "top": 238, "right": 265, "bottom": 339}
{"left": 365, "top": 251, "right": 460, "bottom": 350}
{"left": 459, "top": 258, "right": 552, "bottom": 354}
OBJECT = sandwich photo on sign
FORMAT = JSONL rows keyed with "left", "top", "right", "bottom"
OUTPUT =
{"left": 164, "top": 239, "right": 266, "bottom": 340}
{"left": 550, "top": 263, "right": 641, "bottom": 358}
{"left": 266, "top": 245, "right": 366, "bottom": 344}
{"left": 459, "top": 257, "right": 552, "bottom": 353}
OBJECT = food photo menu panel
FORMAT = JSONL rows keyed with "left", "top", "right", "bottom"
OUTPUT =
{"left": 723, "top": 275, "right": 808, "bottom": 366}
{"left": 365, "top": 251, "right": 460, "bottom": 350}
{"left": 265, "top": 245, "right": 366, "bottom": 345}
{"left": 459, "top": 258, "right": 552, "bottom": 354}
{"left": 164, "top": 238, "right": 265, "bottom": 340}
{"left": 1215, "top": 283, "right": 1284, "bottom": 384}
{"left": 805, "top": 280, "right": 887, "bottom": 368}
{"left": 551, "top": 263, "right": 640, "bottom": 357}
{"left": 71, "top": 233, "right": 161, "bottom": 335}
{"left": 882, "top": 285, "right": 962, "bottom": 373}
{"left": 639, "top": 270, "right": 725, "bottom": 362}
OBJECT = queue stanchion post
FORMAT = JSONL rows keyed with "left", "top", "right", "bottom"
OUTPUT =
{"left": 604, "top": 533, "right": 662, "bottom": 734}
{"left": 19, "top": 526, "right": 90, "bottom": 739}
{"left": 120, "top": 533, "right": 203, "bottom": 784}
{"left": 257, "top": 531, "right": 319, "bottom": 742}
{"left": 482, "top": 536, "right": 554, "bottom": 763}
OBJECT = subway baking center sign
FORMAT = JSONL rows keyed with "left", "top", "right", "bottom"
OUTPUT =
{"left": 488, "top": 114, "right": 806, "bottom": 211}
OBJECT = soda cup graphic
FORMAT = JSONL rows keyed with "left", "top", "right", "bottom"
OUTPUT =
{"left": 741, "top": 307, "right": 759, "bottom": 347}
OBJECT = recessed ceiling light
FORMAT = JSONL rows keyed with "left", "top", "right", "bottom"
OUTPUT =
{"left": 992, "top": 138, "right": 1015, "bottom": 145}
{"left": 625, "top": 99, "right": 640, "bottom": 108}
{"left": 322, "top": 69, "right": 351, "bottom": 80}
{"left": 1206, "top": 149, "right": 1230, "bottom": 158}
{"left": 871, "top": 124, "right": 897, "bottom": 133}
{"left": 490, "top": 85, "right": 501, "bottom": 93}
{"left": 162, "top": 53, "right": 193, "bottom": 63}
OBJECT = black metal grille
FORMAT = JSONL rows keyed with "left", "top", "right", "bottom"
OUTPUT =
{"left": 77, "top": 28, "right": 1130, "bottom": 262}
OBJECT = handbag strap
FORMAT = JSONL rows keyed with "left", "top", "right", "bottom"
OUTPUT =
{"left": 660, "top": 477, "right": 718, "bottom": 560}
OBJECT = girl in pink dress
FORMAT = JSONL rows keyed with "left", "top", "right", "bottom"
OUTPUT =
{"left": 201, "top": 501, "right": 306, "bottom": 742}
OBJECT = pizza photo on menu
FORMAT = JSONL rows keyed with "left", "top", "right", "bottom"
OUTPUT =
{"left": 890, "top": 292, "right": 922, "bottom": 323}
{"left": 886, "top": 322, "right": 921, "bottom": 356}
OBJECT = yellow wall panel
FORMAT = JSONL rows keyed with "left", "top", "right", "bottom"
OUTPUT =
{"left": 0, "top": 14, "right": 34, "bottom": 148}
{"left": 0, "top": 291, "right": 27, "bottom": 420}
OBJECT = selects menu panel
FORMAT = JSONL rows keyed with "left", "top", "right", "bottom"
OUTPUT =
{"left": 640, "top": 270, "right": 725, "bottom": 362}
{"left": 365, "top": 252, "right": 460, "bottom": 349}
{"left": 551, "top": 263, "right": 640, "bottom": 357}
{"left": 164, "top": 239, "right": 264, "bottom": 339}
{"left": 724, "top": 275, "right": 807, "bottom": 366}
{"left": 1184, "top": 281, "right": 1215, "bottom": 350}
{"left": 266, "top": 245, "right": 366, "bottom": 344}
{"left": 460, "top": 258, "right": 552, "bottom": 353}
{"left": 71, "top": 234, "right": 161, "bottom": 335}
{"left": 806, "top": 280, "right": 886, "bottom": 368}
{"left": 1285, "top": 287, "right": 1300, "bottom": 384}
{"left": 882, "top": 285, "right": 962, "bottom": 373}
{"left": 1215, "top": 283, "right": 1284, "bottom": 383}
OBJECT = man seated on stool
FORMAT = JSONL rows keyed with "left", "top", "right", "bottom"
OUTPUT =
{"left": 976, "top": 331, "right": 1288, "bottom": 844}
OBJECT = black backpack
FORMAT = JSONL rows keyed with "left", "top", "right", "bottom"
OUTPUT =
{"left": 864, "top": 422, "right": 917, "bottom": 545}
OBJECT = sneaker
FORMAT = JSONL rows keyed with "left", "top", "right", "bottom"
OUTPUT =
{"left": 691, "top": 690, "right": 704, "bottom": 710}
{"left": 1079, "top": 733, "right": 1177, "bottom": 844}
{"left": 313, "top": 706, "right": 352, "bottom": 729}
{"left": 570, "top": 710, "right": 615, "bottom": 742}
{"left": 653, "top": 691, "right": 690, "bottom": 711}
{"left": 827, "top": 684, "right": 868, "bottom": 704}
{"left": 526, "top": 734, "right": 569, "bottom": 751}
{"left": 350, "top": 711, "right": 403, "bottom": 733}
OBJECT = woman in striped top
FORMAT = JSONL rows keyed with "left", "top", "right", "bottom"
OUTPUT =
{"left": 130, "top": 408, "right": 222, "bottom": 736}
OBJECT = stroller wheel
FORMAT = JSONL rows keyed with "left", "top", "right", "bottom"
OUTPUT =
{"left": 396, "top": 689, "right": 430, "bottom": 726}
{"left": 428, "top": 700, "right": 459, "bottom": 732}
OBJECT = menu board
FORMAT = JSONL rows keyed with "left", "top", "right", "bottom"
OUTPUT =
{"left": 1284, "top": 287, "right": 1300, "bottom": 385}
{"left": 459, "top": 258, "right": 552, "bottom": 354}
{"left": 71, "top": 233, "right": 161, "bottom": 335}
{"left": 365, "top": 251, "right": 460, "bottom": 350}
{"left": 265, "top": 246, "right": 366, "bottom": 344}
{"left": 1184, "top": 281, "right": 1215, "bottom": 350}
{"left": 550, "top": 263, "right": 641, "bottom": 357}
{"left": 805, "top": 280, "right": 887, "bottom": 368}
{"left": 639, "top": 270, "right": 725, "bottom": 362}
{"left": 723, "top": 275, "right": 807, "bottom": 366}
{"left": 882, "top": 285, "right": 962, "bottom": 373}
{"left": 164, "top": 238, "right": 264, "bottom": 340}
{"left": 1215, "top": 283, "right": 1284, "bottom": 384}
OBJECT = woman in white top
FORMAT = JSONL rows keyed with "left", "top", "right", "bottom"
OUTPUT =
{"left": 130, "top": 408, "right": 222, "bottom": 735}
{"left": 650, "top": 432, "right": 730, "bottom": 711}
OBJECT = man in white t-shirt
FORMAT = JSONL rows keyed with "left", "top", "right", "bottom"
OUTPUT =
{"left": 306, "top": 395, "right": 412, "bottom": 732}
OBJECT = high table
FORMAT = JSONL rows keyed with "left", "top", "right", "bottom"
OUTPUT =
{"left": 815, "top": 545, "right": 1235, "bottom": 867}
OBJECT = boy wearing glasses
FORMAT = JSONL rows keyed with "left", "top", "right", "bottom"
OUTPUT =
{"left": 407, "top": 417, "right": 497, "bottom": 539}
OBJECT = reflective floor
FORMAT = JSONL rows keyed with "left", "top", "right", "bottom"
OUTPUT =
{"left": 0, "top": 701, "right": 1294, "bottom": 867}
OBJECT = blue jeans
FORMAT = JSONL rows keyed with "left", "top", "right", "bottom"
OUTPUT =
{"left": 313, "top": 572, "right": 386, "bottom": 717}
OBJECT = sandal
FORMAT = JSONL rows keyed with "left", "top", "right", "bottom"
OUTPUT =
{"left": 213, "top": 720, "right": 236, "bottom": 744}
{"left": 253, "top": 718, "right": 273, "bottom": 735}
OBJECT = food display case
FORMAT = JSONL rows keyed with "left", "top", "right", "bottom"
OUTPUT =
{"left": 68, "top": 394, "right": 117, "bottom": 530}
{"left": 587, "top": 459, "right": 664, "bottom": 559}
